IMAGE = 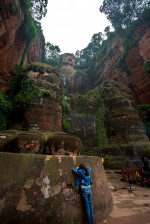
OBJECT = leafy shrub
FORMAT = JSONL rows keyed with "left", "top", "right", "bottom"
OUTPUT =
{"left": 0, "top": 92, "right": 12, "bottom": 130}
{"left": 144, "top": 59, "right": 150, "bottom": 73}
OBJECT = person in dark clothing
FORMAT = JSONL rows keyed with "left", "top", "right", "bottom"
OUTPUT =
{"left": 72, "top": 164, "right": 93, "bottom": 224}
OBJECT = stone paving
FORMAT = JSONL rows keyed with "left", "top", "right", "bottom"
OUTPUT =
{"left": 97, "top": 170, "right": 150, "bottom": 224}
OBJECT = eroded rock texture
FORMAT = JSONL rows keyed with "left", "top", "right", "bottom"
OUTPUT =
{"left": 0, "top": 130, "right": 82, "bottom": 156}
{"left": 45, "top": 132, "right": 82, "bottom": 155}
{"left": 22, "top": 64, "right": 62, "bottom": 131}
{"left": 65, "top": 80, "right": 150, "bottom": 158}
{"left": 101, "top": 80, "right": 149, "bottom": 144}
{"left": 0, "top": 153, "right": 113, "bottom": 224}
{"left": 0, "top": 1, "right": 45, "bottom": 93}
{"left": 0, "top": 0, "right": 25, "bottom": 93}
{"left": 90, "top": 21, "right": 150, "bottom": 105}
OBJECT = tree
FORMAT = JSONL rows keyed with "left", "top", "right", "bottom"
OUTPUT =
{"left": 99, "top": 0, "right": 150, "bottom": 30}
{"left": 45, "top": 42, "right": 61, "bottom": 67}
{"left": 75, "top": 32, "right": 103, "bottom": 68}
{"left": 31, "top": 0, "right": 48, "bottom": 20}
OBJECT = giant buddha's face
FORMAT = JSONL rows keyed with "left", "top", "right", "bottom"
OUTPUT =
{"left": 61, "top": 54, "right": 75, "bottom": 68}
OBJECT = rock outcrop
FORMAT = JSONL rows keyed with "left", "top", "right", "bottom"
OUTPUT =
{"left": 0, "top": 0, "right": 25, "bottom": 93}
{"left": 12, "top": 63, "right": 62, "bottom": 132}
{"left": 24, "top": 35, "right": 45, "bottom": 65}
{"left": 63, "top": 80, "right": 150, "bottom": 162}
{"left": 89, "top": 19, "right": 150, "bottom": 105}
{"left": 45, "top": 132, "right": 82, "bottom": 155}
{"left": 0, "top": 1, "right": 45, "bottom": 93}
{"left": 0, "top": 153, "right": 113, "bottom": 224}
{"left": 0, "top": 130, "right": 82, "bottom": 156}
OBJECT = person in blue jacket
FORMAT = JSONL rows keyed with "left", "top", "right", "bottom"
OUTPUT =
{"left": 72, "top": 164, "right": 93, "bottom": 224}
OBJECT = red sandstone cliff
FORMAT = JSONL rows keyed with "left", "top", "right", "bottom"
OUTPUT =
{"left": 90, "top": 20, "right": 150, "bottom": 105}
{"left": 0, "top": 0, "right": 26, "bottom": 93}
{"left": 0, "top": 1, "right": 44, "bottom": 93}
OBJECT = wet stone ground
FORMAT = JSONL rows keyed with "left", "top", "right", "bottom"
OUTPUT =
{"left": 97, "top": 170, "right": 150, "bottom": 224}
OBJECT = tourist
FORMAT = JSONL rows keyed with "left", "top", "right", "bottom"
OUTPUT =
{"left": 72, "top": 164, "right": 93, "bottom": 224}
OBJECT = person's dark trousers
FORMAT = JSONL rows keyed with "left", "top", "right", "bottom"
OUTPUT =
{"left": 81, "top": 188, "right": 93, "bottom": 224}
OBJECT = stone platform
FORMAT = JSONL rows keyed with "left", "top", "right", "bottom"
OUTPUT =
{"left": 0, "top": 153, "right": 112, "bottom": 224}
{"left": 97, "top": 170, "right": 150, "bottom": 224}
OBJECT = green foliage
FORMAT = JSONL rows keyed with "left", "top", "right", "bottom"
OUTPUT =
{"left": 62, "top": 116, "right": 73, "bottom": 134}
{"left": 62, "top": 99, "right": 70, "bottom": 113}
{"left": 0, "top": 92, "right": 12, "bottom": 130}
{"left": 137, "top": 105, "right": 150, "bottom": 139}
{"left": 10, "top": 65, "right": 56, "bottom": 110}
{"left": 137, "top": 105, "right": 150, "bottom": 111}
{"left": 30, "top": 0, "right": 48, "bottom": 21}
{"left": 144, "top": 59, "right": 150, "bottom": 73}
{"left": 20, "top": 0, "right": 48, "bottom": 65}
{"left": 20, "top": 0, "right": 31, "bottom": 10}
{"left": 100, "top": 0, "right": 150, "bottom": 30}
{"left": 75, "top": 32, "right": 103, "bottom": 68}
{"left": 20, "top": 14, "right": 37, "bottom": 65}
{"left": 96, "top": 99, "right": 108, "bottom": 148}
{"left": 44, "top": 42, "right": 61, "bottom": 68}
{"left": 9, "top": 65, "right": 29, "bottom": 99}
{"left": 61, "top": 88, "right": 73, "bottom": 134}
{"left": 20, "top": 0, "right": 48, "bottom": 21}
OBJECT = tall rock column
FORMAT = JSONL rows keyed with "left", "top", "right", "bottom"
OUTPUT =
{"left": 0, "top": 0, "right": 26, "bottom": 93}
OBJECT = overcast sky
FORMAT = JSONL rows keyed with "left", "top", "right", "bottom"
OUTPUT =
{"left": 41, "top": 0, "right": 111, "bottom": 54}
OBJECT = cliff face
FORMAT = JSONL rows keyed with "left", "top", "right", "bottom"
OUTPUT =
{"left": 65, "top": 80, "right": 149, "bottom": 148}
{"left": 0, "top": 1, "right": 45, "bottom": 93}
{"left": 11, "top": 63, "right": 62, "bottom": 132}
{"left": 0, "top": 0, "right": 26, "bottom": 93}
{"left": 90, "top": 20, "right": 150, "bottom": 105}
{"left": 24, "top": 35, "right": 45, "bottom": 65}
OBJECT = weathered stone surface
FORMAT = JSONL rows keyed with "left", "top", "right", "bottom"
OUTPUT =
{"left": 0, "top": 0, "right": 25, "bottom": 93}
{"left": 101, "top": 80, "right": 149, "bottom": 144}
{"left": 92, "top": 21, "right": 150, "bottom": 105}
{"left": 19, "top": 64, "right": 62, "bottom": 132}
{"left": 0, "top": 130, "right": 19, "bottom": 152}
{"left": 26, "top": 35, "right": 44, "bottom": 64}
{"left": 0, "top": 130, "right": 82, "bottom": 156}
{"left": 0, "top": 130, "right": 46, "bottom": 154}
{"left": 65, "top": 80, "right": 149, "bottom": 150}
{"left": 67, "top": 97, "right": 98, "bottom": 147}
{"left": 0, "top": 1, "right": 45, "bottom": 94}
{"left": 45, "top": 132, "right": 82, "bottom": 155}
{"left": 0, "top": 153, "right": 113, "bottom": 224}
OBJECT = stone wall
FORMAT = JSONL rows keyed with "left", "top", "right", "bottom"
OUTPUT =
{"left": 0, "top": 153, "right": 113, "bottom": 224}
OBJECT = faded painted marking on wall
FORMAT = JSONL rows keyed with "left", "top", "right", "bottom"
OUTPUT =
{"left": 58, "top": 156, "right": 62, "bottom": 163}
{"left": 72, "top": 156, "right": 77, "bottom": 164}
{"left": 16, "top": 190, "right": 31, "bottom": 212}
{"left": 0, "top": 197, "right": 5, "bottom": 212}
{"left": 46, "top": 155, "right": 52, "bottom": 161}
{"left": 41, "top": 176, "right": 50, "bottom": 199}
{"left": 49, "top": 185, "right": 61, "bottom": 197}
{"left": 59, "top": 168, "right": 62, "bottom": 176}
